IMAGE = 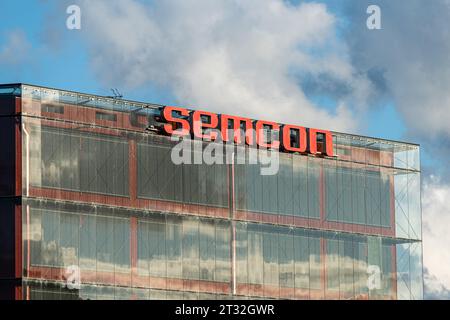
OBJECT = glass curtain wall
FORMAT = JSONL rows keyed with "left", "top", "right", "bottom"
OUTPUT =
{"left": 19, "top": 84, "right": 423, "bottom": 300}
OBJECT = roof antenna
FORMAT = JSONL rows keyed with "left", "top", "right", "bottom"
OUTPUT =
{"left": 109, "top": 88, "right": 123, "bottom": 99}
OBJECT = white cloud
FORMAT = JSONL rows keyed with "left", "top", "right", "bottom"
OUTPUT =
{"left": 424, "top": 269, "right": 450, "bottom": 300}
{"left": 422, "top": 175, "right": 450, "bottom": 298}
{"left": 78, "top": 0, "right": 373, "bottom": 132}
{"left": 344, "top": 0, "right": 450, "bottom": 139}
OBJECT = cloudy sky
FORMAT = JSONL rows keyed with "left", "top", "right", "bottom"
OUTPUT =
{"left": 1, "top": 0, "right": 449, "bottom": 299}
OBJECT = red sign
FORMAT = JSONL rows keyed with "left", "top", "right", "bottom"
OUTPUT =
{"left": 160, "top": 106, "right": 334, "bottom": 157}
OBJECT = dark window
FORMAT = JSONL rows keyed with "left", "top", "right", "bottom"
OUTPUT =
{"left": 96, "top": 111, "right": 117, "bottom": 122}
{"left": 42, "top": 103, "right": 65, "bottom": 114}
{"left": 137, "top": 138, "right": 228, "bottom": 207}
{"left": 31, "top": 126, "right": 129, "bottom": 196}
{"left": 325, "top": 164, "right": 392, "bottom": 228}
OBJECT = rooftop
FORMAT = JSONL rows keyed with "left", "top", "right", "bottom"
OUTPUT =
{"left": 0, "top": 82, "right": 420, "bottom": 152}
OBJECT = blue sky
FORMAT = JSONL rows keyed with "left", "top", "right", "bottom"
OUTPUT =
{"left": 0, "top": 0, "right": 174, "bottom": 103}
{"left": 0, "top": 0, "right": 413, "bottom": 144}
{"left": 1, "top": 0, "right": 450, "bottom": 299}
{"left": 0, "top": 1, "right": 95, "bottom": 91}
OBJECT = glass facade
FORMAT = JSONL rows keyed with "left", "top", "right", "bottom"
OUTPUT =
{"left": 0, "top": 84, "right": 423, "bottom": 300}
